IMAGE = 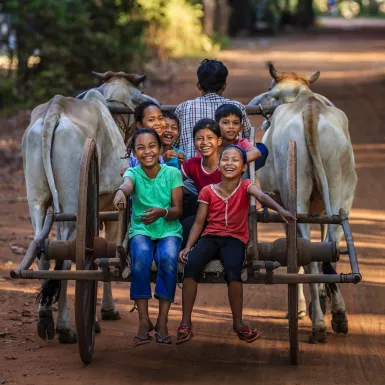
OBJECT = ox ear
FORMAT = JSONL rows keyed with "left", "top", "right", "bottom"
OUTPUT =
{"left": 268, "top": 63, "right": 279, "bottom": 80}
{"left": 308, "top": 71, "right": 320, "bottom": 84}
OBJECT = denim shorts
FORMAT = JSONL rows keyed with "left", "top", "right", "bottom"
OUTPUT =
{"left": 130, "top": 234, "right": 181, "bottom": 302}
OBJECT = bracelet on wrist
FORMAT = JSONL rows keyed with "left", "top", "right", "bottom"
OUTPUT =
{"left": 114, "top": 188, "right": 125, "bottom": 196}
{"left": 164, "top": 208, "right": 169, "bottom": 219}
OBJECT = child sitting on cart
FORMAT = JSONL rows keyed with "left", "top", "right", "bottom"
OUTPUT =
{"left": 113, "top": 128, "right": 183, "bottom": 346}
{"left": 177, "top": 145, "right": 295, "bottom": 344}
{"left": 161, "top": 111, "right": 187, "bottom": 170}
{"left": 214, "top": 104, "right": 269, "bottom": 171}
{"left": 128, "top": 101, "right": 166, "bottom": 168}
{"left": 180, "top": 118, "right": 223, "bottom": 244}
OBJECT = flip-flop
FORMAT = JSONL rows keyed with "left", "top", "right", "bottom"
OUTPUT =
{"left": 155, "top": 332, "right": 172, "bottom": 345}
{"left": 234, "top": 326, "right": 260, "bottom": 343}
{"left": 176, "top": 324, "right": 193, "bottom": 345}
{"left": 132, "top": 332, "right": 152, "bottom": 347}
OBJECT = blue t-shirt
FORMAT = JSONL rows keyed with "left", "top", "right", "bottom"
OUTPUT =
{"left": 164, "top": 147, "right": 188, "bottom": 170}
{"left": 129, "top": 153, "right": 164, "bottom": 168}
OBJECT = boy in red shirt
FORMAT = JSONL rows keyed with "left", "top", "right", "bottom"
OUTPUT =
{"left": 215, "top": 104, "right": 268, "bottom": 170}
{"left": 176, "top": 145, "right": 295, "bottom": 345}
{"left": 180, "top": 118, "right": 222, "bottom": 244}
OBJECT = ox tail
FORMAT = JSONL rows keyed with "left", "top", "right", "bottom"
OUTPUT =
{"left": 41, "top": 95, "right": 62, "bottom": 215}
{"left": 38, "top": 95, "right": 64, "bottom": 307}
{"left": 302, "top": 97, "right": 338, "bottom": 295}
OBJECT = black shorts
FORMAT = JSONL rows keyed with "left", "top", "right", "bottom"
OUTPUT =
{"left": 183, "top": 235, "right": 246, "bottom": 284}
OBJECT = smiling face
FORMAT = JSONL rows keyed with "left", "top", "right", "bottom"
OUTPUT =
{"left": 219, "top": 147, "right": 247, "bottom": 179}
{"left": 133, "top": 132, "right": 160, "bottom": 168}
{"left": 137, "top": 105, "right": 165, "bottom": 137}
{"left": 162, "top": 117, "right": 179, "bottom": 146}
{"left": 194, "top": 128, "right": 222, "bottom": 158}
{"left": 218, "top": 114, "right": 243, "bottom": 142}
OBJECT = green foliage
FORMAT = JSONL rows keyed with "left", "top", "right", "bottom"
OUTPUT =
{"left": 0, "top": 0, "right": 221, "bottom": 110}
{"left": 0, "top": 0, "right": 146, "bottom": 107}
{"left": 137, "top": 0, "right": 218, "bottom": 58}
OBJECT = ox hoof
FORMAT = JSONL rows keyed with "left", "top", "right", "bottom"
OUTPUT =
{"left": 308, "top": 327, "right": 327, "bottom": 344}
{"left": 101, "top": 308, "right": 121, "bottom": 321}
{"left": 285, "top": 310, "right": 306, "bottom": 320}
{"left": 298, "top": 310, "right": 307, "bottom": 320}
{"left": 331, "top": 311, "right": 348, "bottom": 334}
{"left": 308, "top": 296, "right": 327, "bottom": 321}
{"left": 95, "top": 320, "right": 101, "bottom": 334}
{"left": 56, "top": 328, "right": 77, "bottom": 344}
{"left": 37, "top": 309, "right": 55, "bottom": 341}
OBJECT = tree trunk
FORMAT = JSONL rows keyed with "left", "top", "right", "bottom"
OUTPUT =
{"left": 296, "top": 0, "right": 315, "bottom": 28}
{"left": 202, "top": 0, "right": 216, "bottom": 35}
{"left": 216, "top": 0, "right": 231, "bottom": 35}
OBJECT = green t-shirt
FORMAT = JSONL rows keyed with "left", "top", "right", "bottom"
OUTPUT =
{"left": 123, "top": 164, "right": 183, "bottom": 240}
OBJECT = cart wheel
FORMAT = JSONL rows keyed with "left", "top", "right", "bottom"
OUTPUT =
{"left": 287, "top": 140, "right": 299, "bottom": 365}
{"left": 75, "top": 139, "right": 99, "bottom": 364}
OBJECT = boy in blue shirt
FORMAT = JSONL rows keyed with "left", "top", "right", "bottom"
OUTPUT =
{"left": 161, "top": 111, "right": 187, "bottom": 170}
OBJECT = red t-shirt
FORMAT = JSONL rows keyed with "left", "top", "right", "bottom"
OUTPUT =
{"left": 198, "top": 179, "right": 253, "bottom": 244}
{"left": 181, "top": 157, "right": 222, "bottom": 193}
{"left": 195, "top": 138, "right": 254, "bottom": 158}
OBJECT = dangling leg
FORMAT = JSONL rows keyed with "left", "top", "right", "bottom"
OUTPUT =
{"left": 153, "top": 236, "right": 181, "bottom": 344}
{"left": 130, "top": 235, "right": 154, "bottom": 346}
{"left": 177, "top": 236, "right": 215, "bottom": 344}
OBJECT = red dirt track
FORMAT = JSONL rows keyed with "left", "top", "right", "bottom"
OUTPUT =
{"left": 0, "top": 24, "right": 385, "bottom": 384}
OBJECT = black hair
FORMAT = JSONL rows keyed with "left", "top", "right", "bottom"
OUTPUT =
{"left": 193, "top": 118, "right": 220, "bottom": 139}
{"left": 134, "top": 100, "right": 161, "bottom": 124}
{"left": 215, "top": 104, "right": 243, "bottom": 123}
{"left": 129, "top": 128, "right": 162, "bottom": 154}
{"left": 197, "top": 59, "right": 228, "bottom": 93}
{"left": 221, "top": 144, "right": 248, "bottom": 165}
{"left": 162, "top": 111, "right": 180, "bottom": 131}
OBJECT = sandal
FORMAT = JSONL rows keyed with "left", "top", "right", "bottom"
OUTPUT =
{"left": 234, "top": 326, "right": 260, "bottom": 343}
{"left": 132, "top": 332, "right": 152, "bottom": 347}
{"left": 155, "top": 332, "right": 172, "bottom": 345}
{"left": 176, "top": 324, "right": 193, "bottom": 345}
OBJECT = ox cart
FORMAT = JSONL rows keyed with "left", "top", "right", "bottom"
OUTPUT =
{"left": 10, "top": 105, "right": 361, "bottom": 366}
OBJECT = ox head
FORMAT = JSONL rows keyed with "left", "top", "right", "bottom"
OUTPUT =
{"left": 249, "top": 63, "right": 320, "bottom": 107}
{"left": 92, "top": 71, "right": 159, "bottom": 108}
{"left": 92, "top": 71, "right": 159, "bottom": 145}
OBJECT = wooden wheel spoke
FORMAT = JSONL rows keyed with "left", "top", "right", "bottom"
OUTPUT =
{"left": 75, "top": 139, "right": 99, "bottom": 364}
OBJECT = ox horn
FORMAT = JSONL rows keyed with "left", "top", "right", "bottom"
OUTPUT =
{"left": 248, "top": 91, "right": 275, "bottom": 107}
{"left": 92, "top": 71, "right": 106, "bottom": 80}
{"left": 268, "top": 63, "right": 280, "bottom": 80}
{"left": 307, "top": 71, "right": 320, "bottom": 84}
{"left": 122, "top": 73, "right": 147, "bottom": 86}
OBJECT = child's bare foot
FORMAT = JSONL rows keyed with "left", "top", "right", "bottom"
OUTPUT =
{"left": 137, "top": 318, "right": 154, "bottom": 336}
{"left": 176, "top": 323, "right": 193, "bottom": 345}
{"left": 155, "top": 321, "right": 171, "bottom": 344}
{"left": 233, "top": 324, "right": 260, "bottom": 343}
{"left": 132, "top": 319, "right": 154, "bottom": 347}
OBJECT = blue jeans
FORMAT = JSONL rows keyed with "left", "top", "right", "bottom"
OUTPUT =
{"left": 130, "top": 235, "right": 181, "bottom": 302}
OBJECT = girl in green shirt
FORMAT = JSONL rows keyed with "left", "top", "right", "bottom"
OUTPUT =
{"left": 114, "top": 128, "right": 184, "bottom": 346}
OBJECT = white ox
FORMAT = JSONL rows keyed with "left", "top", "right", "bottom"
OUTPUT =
{"left": 23, "top": 72, "right": 156, "bottom": 343}
{"left": 249, "top": 64, "right": 357, "bottom": 343}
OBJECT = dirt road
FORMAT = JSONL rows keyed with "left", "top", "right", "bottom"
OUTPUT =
{"left": 0, "top": 25, "right": 384, "bottom": 385}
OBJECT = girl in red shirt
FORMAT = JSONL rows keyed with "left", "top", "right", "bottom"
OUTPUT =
{"left": 177, "top": 145, "right": 295, "bottom": 344}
